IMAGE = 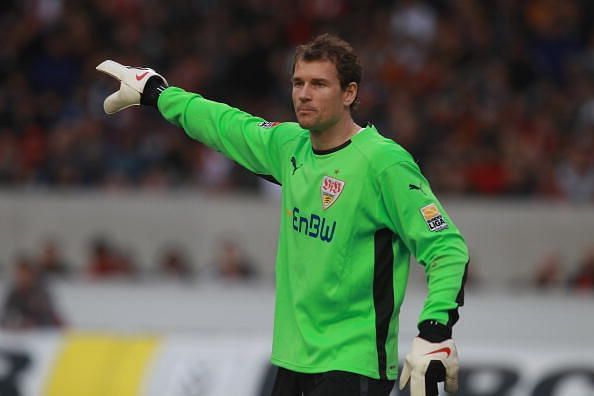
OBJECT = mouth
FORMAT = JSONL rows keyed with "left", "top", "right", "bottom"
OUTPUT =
{"left": 297, "top": 107, "right": 316, "bottom": 115}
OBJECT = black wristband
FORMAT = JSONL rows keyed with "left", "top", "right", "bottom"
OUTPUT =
{"left": 418, "top": 320, "right": 452, "bottom": 343}
{"left": 140, "top": 76, "right": 168, "bottom": 108}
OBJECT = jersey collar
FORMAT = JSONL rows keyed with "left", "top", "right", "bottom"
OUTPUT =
{"left": 311, "top": 124, "right": 374, "bottom": 155}
{"left": 312, "top": 139, "right": 352, "bottom": 155}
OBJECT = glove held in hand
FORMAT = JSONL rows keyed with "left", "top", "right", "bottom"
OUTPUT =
{"left": 399, "top": 337, "right": 459, "bottom": 396}
{"left": 96, "top": 60, "right": 168, "bottom": 114}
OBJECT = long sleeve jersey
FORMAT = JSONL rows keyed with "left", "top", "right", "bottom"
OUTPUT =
{"left": 158, "top": 87, "right": 469, "bottom": 380}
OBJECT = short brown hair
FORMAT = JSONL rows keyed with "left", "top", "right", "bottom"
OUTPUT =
{"left": 293, "top": 34, "right": 362, "bottom": 110}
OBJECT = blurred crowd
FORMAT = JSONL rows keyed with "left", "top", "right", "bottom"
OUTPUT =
{"left": 0, "top": 235, "right": 258, "bottom": 330}
{"left": 2, "top": 234, "right": 592, "bottom": 331}
{"left": 533, "top": 247, "right": 594, "bottom": 293}
{"left": 0, "top": 0, "right": 593, "bottom": 201}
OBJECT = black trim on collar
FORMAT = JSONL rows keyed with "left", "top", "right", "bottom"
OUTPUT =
{"left": 312, "top": 139, "right": 352, "bottom": 155}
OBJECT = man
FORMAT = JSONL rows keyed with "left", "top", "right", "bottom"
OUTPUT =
{"left": 1, "top": 257, "right": 64, "bottom": 330}
{"left": 97, "top": 34, "right": 469, "bottom": 396}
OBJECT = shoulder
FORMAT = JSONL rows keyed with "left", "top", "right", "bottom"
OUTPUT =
{"left": 257, "top": 120, "right": 305, "bottom": 135}
{"left": 259, "top": 121, "right": 309, "bottom": 148}
{"left": 352, "top": 125, "right": 417, "bottom": 174}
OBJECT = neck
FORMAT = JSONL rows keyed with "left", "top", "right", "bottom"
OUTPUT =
{"left": 310, "top": 116, "right": 362, "bottom": 152}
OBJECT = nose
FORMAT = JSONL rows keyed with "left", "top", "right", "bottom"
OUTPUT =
{"left": 298, "top": 83, "right": 312, "bottom": 103}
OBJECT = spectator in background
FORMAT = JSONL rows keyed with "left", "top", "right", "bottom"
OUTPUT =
{"left": 568, "top": 247, "right": 594, "bottom": 293}
{"left": 390, "top": 0, "right": 437, "bottom": 72}
{"left": 86, "top": 236, "right": 136, "bottom": 279}
{"left": 157, "top": 245, "right": 195, "bottom": 280}
{"left": 213, "top": 239, "right": 257, "bottom": 281}
{"left": 37, "top": 238, "right": 70, "bottom": 279}
{"left": 533, "top": 251, "right": 562, "bottom": 289}
{"left": 555, "top": 143, "right": 594, "bottom": 203}
{"left": 1, "top": 256, "right": 64, "bottom": 330}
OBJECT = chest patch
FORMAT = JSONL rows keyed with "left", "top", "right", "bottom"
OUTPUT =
{"left": 321, "top": 176, "right": 345, "bottom": 210}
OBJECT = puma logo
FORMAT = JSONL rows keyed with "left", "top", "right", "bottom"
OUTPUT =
{"left": 409, "top": 184, "right": 426, "bottom": 195}
{"left": 291, "top": 156, "right": 302, "bottom": 175}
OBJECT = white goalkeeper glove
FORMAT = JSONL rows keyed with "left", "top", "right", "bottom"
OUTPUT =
{"left": 96, "top": 60, "right": 168, "bottom": 114}
{"left": 399, "top": 337, "right": 459, "bottom": 396}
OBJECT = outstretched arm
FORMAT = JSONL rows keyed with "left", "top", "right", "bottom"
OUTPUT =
{"left": 96, "top": 60, "right": 299, "bottom": 184}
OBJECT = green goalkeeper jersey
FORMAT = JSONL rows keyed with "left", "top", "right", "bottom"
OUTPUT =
{"left": 158, "top": 87, "right": 469, "bottom": 380}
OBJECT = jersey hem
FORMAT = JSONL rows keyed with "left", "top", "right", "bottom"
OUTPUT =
{"left": 270, "top": 357, "right": 398, "bottom": 381}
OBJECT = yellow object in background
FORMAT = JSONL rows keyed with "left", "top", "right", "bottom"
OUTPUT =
{"left": 45, "top": 333, "right": 159, "bottom": 396}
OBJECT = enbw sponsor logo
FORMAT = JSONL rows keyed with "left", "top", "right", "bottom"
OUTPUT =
{"left": 292, "top": 207, "right": 336, "bottom": 243}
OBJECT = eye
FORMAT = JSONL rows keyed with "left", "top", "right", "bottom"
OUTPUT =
{"left": 292, "top": 80, "right": 304, "bottom": 88}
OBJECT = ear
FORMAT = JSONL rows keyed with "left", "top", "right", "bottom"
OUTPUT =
{"left": 343, "top": 82, "right": 358, "bottom": 107}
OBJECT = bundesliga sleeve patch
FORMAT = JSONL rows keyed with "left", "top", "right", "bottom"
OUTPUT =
{"left": 258, "top": 121, "right": 280, "bottom": 128}
{"left": 420, "top": 203, "right": 448, "bottom": 232}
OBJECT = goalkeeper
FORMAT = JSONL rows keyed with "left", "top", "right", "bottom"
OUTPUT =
{"left": 97, "top": 34, "right": 469, "bottom": 396}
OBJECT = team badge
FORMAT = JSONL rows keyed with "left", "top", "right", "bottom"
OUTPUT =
{"left": 321, "top": 176, "right": 345, "bottom": 210}
{"left": 258, "top": 121, "right": 280, "bottom": 128}
{"left": 420, "top": 203, "right": 448, "bottom": 232}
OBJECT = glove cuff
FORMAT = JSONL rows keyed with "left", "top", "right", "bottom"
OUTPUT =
{"left": 141, "top": 76, "right": 168, "bottom": 108}
{"left": 418, "top": 320, "right": 451, "bottom": 343}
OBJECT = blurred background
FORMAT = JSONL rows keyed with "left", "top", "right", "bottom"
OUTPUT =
{"left": 0, "top": 0, "right": 593, "bottom": 395}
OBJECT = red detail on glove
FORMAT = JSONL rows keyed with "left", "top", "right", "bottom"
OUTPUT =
{"left": 425, "top": 347, "right": 452, "bottom": 358}
{"left": 135, "top": 71, "right": 149, "bottom": 81}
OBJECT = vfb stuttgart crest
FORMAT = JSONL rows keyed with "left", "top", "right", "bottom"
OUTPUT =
{"left": 321, "top": 176, "right": 345, "bottom": 210}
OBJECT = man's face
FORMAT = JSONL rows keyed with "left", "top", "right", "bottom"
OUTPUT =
{"left": 16, "top": 264, "right": 35, "bottom": 290}
{"left": 291, "top": 59, "right": 353, "bottom": 132}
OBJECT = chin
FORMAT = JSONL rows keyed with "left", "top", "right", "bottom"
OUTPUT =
{"left": 298, "top": 122, "right": 310, "bottom": 130}
{"left": 297, "top": 118, "right": 315, "bottom": 130}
